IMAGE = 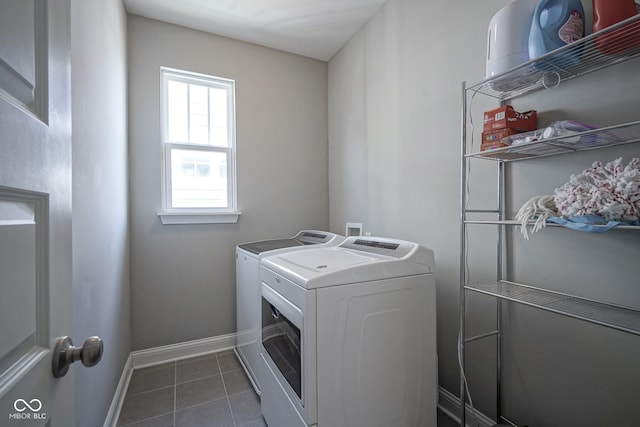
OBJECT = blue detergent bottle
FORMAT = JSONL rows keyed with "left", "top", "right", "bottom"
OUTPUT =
{"left": 528, "top": 0, "right": 585, "bottom": 69}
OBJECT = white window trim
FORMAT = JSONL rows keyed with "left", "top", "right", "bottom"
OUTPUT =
{"left": 158, "top": 67, "right": 240, "bottom": 224}
{"left": 158, "top": 212, "right": 240, "bottom": 225}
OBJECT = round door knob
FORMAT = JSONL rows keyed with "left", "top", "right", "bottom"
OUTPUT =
{"left": 52, "top": 336, "right": 103, "bottom": 378}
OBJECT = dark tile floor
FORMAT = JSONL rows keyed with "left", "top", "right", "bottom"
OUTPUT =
{"left": 117, "top": 350, "right": 265, "bottom": 427}
{"left": 117, "top": 349, "right": 458, "bottom": 427}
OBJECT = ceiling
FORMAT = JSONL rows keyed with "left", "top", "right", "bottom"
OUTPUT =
{"left": 123, "top": 0, "right": 387, "bottom": 61}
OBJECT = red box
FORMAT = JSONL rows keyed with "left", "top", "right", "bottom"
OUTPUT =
{"left": 481, "top": 128, "right": 518, "bottom": 143}
{"left": 483, "top": 105, "right": 537, "bottom": 132}
{"left": 481, "top": 141, "right": 510, "bottom": 151}
{"left": 480, "top": 128, "right": 520, "bottom": 151}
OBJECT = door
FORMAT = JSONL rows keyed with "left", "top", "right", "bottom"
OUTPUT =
{"left": 261, "top": 291, "right": 302, "bottom": 400}
{"left": 259, "top": 281, "right": 309, "bottom": 427}
{"left": 0, "top": 0, "right": 73, "bottom": 425}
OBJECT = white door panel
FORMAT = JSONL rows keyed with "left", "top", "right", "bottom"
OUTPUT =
{"left": 0, "top": 209, "right": 36, "bottom": 362}
{"left": 316, "top": 276, "right": 437, "bottom": 427}
{"left": 0, "top": 0, "right": 73, "bottom": 425}
{"left": 0, "top": 0, "right": 47, "bottom": 118}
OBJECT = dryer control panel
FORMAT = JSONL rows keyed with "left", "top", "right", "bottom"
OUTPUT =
{"left": 339, "top": 236, "right": 415, "bottom": 259}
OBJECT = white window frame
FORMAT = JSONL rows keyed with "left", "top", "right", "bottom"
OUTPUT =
{"left": 158, "top": 67, "right": 240, "bottom": 224}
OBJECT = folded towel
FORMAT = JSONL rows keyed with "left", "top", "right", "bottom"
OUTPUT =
{"left": 516, "top": 157, "right": 640, "bottom": 239}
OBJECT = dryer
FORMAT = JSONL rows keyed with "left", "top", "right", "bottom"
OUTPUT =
{"left": 235, "top": 230, "right": 343, "bottom": 395}
{"left": 259, "top": 236, "right": 437, "bottom": 427}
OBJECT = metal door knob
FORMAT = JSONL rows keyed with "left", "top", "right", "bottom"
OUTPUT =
{"left": 52, "top": 336, "right": 103, "bottom": 378}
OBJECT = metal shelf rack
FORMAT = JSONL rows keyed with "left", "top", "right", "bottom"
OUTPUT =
{"left": 466, "top": 14, "right": 640, "bottom": 101}
{"left": 459, "top": 13, "right": 640, "bottom": 427}
{"left": 467, "top": 120, "right": 640, "bottom": 162}
{"left": 464, "top": 218, "right": 640, "bottom": 231}
{"left": 465, "top": 281, "right": 640, "bottom": 336}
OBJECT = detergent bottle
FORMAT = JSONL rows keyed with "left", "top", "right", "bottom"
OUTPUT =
{"left": 528, "top": 0, "right": 585, "bottom": 69}
{"left": 592, "top": 0, "right": 640, "bottom": 54}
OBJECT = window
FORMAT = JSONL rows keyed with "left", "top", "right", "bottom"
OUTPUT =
{"left": 159, "top": 67, "right": 239, "bottom": 224}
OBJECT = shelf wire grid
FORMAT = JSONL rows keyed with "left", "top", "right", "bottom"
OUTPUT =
{"left": 463, "top": 218, "right": 640, "bottom": 230}
{"left": 468, "top": 14, "right": 640, "bottom": 100}
{"left": 465, "top": 281, "right": 640, "bottom": 335}
{"left": 467, "top": 115, "right": 640, "bottom": 162}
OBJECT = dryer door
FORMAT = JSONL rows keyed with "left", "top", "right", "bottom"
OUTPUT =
{"left": 259, "top": 276, "right": 317, "bottom": 426}
{"left": 261, "top": 283, "right": 303, "bottom": 400}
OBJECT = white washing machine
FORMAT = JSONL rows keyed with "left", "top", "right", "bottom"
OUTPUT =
{"left": 235, "top": 230, "right": 344, "bottom": 395}
{"left": 258, "top": 236, "right": 437, "bottom": 427}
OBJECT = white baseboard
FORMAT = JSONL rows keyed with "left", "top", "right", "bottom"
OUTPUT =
{"left": 438, "top": 386, "right": 496, "bottom": 427}
{"left": 103, "top": 354, "right": 133, "bottom": 427}
{"left": 131, "top": 333, "right": 237, "bottom": 368}
{"left": 104, "top": 333, "right": 237, "bottom": 427}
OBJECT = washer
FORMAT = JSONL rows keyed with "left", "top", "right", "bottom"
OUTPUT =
{"left": 235, "top": 230, "right": 344, "bottom": 395}
{"left": 259, "top": 236, "right": 437, "bottom": 427}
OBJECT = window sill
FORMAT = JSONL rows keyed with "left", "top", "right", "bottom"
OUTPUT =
{"left": 158, "top": 211, "right": 241, "bottom": 225}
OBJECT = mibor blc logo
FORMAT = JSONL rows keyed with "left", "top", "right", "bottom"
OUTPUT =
{"left": 9, "top": 398, "right": 47, "bottom": 421}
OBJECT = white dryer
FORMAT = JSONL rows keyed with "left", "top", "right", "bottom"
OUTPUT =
{"left": 235, "top": 230, "right": 344, "bottom": 395}
{"left": 259, "top": 236, "right": 437, "bottom": 427}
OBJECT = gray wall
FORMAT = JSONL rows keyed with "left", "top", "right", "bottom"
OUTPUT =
{"left": 127, "top": 15, "right": 330, "bottom": 350}
{"left": 70, "top": 0, "right": 130, "bottom": 426}
{"left": 329, "top": 0, "right": 504, "bottom": 414}
{"left": 328, "top": 0, "right": 640, "bottom": 425}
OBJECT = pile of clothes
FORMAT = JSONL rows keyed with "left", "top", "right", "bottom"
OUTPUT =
{"left": 516, "top": 157, "right": 640, "bottom": 239}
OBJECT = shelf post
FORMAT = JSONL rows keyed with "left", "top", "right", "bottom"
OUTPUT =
{"left": 459, "top": 81, "right": 468, "bottom": 427}
{"left": 496, "top": 159, "right": 506, "bottom": 424}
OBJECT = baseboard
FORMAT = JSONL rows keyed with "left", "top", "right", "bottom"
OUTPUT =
{"left": 131, "top": 333, "right": 237, "bottom": 368}
{"left": 102, "top": 354, "right": 133, "bottom": 427}
{"left": 438, "top": 386, "right": 496, "bottom": 427}
{"left": 104, "top": 333, "right": 237, "bottom": 426}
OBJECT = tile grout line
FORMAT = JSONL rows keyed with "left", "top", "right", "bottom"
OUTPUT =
{"left": 217, "top": 353, "right": 239, "bottom": 426}
{"left": 120, "top": 410, "right": 175, "bottom": 427}
{"left": 118, "top": 384, "right": 176, "bottom": 426}
{"left": 173, "top": 361, "right": 177, "bottom": 427}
